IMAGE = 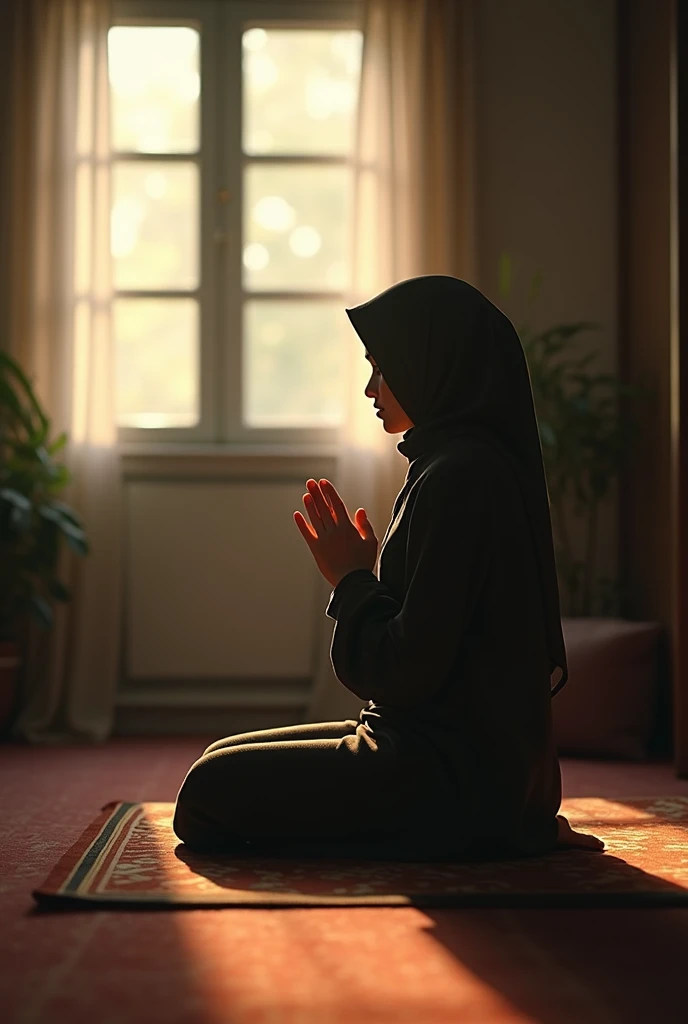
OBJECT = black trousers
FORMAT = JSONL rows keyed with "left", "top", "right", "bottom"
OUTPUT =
{"left": 173, "top": 718, "right": 440, "bottom": 860}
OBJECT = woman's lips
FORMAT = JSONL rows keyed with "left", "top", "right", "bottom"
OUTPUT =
{"left": 376, "top": 408, "right": 384, "bottom": 417}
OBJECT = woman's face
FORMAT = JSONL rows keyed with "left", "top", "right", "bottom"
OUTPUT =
{"left": 364, "top": 352, "right": 414, "bottom": 434}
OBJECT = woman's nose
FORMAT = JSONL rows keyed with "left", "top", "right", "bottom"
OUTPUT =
{"left": 364, "top": 376, "right": 378, "bottom": 399}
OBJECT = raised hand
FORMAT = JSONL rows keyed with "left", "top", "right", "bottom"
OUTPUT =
{"left": 293, "top": 478, "right": 378, "bottom": 589}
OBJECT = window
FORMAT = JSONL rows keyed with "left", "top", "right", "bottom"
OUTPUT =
{"left": 110, "top": 0, "right": 363, "bottom": 445}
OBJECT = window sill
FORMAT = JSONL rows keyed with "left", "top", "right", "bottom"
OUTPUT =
{"left": 118, "top": 442, "right": 340, "bottom": 478}
{"left": 117, "top": 681, "right": 311, "bottom": 709}
{"left": 119, "top": 442, "right": 341, "bottom": 458}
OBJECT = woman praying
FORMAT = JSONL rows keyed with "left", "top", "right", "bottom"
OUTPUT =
{"left": 173, "top": 275, "right": 603, "bottom": 860}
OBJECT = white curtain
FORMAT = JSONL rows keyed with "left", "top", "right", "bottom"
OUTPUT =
{"left": 305, "top": 0, "right": 478, "bottom": 722}
{"left": 7, "top": 0, "right": 121, "bottom": 743}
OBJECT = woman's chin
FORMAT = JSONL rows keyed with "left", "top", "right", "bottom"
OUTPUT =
{"left": 381, "top": 415, "right": 403, "bottom": 433}
{"left": 377, "top": 410, "right": 405, "bottom": 433}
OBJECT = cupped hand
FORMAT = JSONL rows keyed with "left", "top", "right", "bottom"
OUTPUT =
{"left": 293, "top": 478, "right": 378, "bottom": 589}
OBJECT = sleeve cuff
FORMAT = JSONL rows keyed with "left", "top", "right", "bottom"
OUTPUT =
{"left": 325, "top": 568, "right": 379, "bottom": 619}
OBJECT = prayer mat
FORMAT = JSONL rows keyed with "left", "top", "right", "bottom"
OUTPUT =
{"left": 33, "top": 796, "right": 688, "bottom": 909}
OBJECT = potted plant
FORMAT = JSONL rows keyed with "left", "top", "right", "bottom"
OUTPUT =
{"left": 0, "top": 350, "right": 89, "bottom": 736}
{"left": 498, "top": 253, "right": 651, "bottom": 616}
{"left": 498, "top": 254, "right": 662, "bottom": 760}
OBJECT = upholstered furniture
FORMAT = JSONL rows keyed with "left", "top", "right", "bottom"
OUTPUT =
{"left": 552, "top": 618, "right": 663, "bottom": 760}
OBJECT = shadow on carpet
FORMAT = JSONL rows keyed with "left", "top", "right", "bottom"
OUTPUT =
{"left": 32, "top": 796, "right": 688, "bottom": 909}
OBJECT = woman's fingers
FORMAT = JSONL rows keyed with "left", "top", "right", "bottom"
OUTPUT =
{"left": 293, "top": 510, "right": 317, "bottom": 544}
{"left": 305, "top": 479, "right": 334, "bottom": 530}
{"left": 319, "top": 479, "right": 350, "bottom": 523}
{"left": 302, "top": 493, "right": 326, "bottom": 536}
{"left": 298, "top": 479, "right": 350, "bottom": 540}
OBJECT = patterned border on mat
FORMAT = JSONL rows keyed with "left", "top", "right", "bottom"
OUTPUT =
{"left": 32, "top": 797, "right": 688, "bottom": 910}
{"left": 61, "top": 802, "right": 141, "bottom": 894}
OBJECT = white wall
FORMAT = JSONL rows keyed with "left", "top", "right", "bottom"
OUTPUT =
{"left": 117, "top": 450, "right": 335, "bottom": 733}
{"left": 126, "top": 481, "right": 319, "bottom": 678}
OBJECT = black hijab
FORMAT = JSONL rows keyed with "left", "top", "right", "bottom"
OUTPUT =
{"left": 345, "top": 274, "right": 568, "bottom": 697}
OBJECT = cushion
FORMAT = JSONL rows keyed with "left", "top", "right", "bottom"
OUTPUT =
{"left": 552, "top": 618, "right": 663, "bottom": 760}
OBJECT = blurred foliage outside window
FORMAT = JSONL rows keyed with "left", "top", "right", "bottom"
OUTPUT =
{"left": 107, "top": 21, "right": 363, "bottom": 431}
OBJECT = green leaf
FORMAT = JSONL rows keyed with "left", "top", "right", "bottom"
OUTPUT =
{"left": 498, "top": 252, "right": 513, "bottom": 298}
{"left": 47, "top": 579, "right": 71, "bottom": 602}
{"left": 0, "top": 488, "right": 32, "bottom": 512}
{"left": 31, "top": 506, "right": 89, "bottom": 567}
{"left": 35, "top": 446, "right": 52, "bottom": 469}
{"left": 0, "top": 351, "right": 49, "bottom": 434}
{"left": 61, "top": 520, "right": 89, "bottom": 557}
{"left": 0, "top": 489, "right": 33, "bottom": 536}
{"left": 38, "top": 504, "right": 62, "bottom": 525}
{"left": 539, "top": 421, "right": 557, "bottom": 447}
{"left": 0, "top": 379, "right": 34, "bottom": 435}
{"left": 10, "top": 504, "right": 32, "bottom": 532}
{"left": 46, "top": 466, "right": 72, "bottom": 492}
{"left": 47, "top": 431, "right": 68, "bottom": 456}
{"left": 39, "top": 502, "right": 84, "bottom": 543}
{"left": 47, "top": 500, "right": 85, "bottom": 529}
{"left": 30, "top": 594, "right": 53, "bottom": 627}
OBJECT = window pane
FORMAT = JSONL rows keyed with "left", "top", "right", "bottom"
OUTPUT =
{"left": 115, "top": 299, "right": 199, "bottom": 428}
{"left": 243, "top": 29, "right": 362, "bottom": 155}
{"left": 108, "top": 27, "right": 200, "bottom": 153}
{"left": 243, "top": 165, "right": 351, "bottom": 291}
{"left": 112, "top": 162, "right": 199, "bottom": 290}
{"left": 244, "top": 301, "right": 348, "bottom": 427}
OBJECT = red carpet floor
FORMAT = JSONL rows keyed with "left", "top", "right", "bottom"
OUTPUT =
{"left": 2, "top": 736, "right": 688, "bottom": 1024}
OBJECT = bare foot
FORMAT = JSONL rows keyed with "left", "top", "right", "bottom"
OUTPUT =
{"left": 556, "top": 814, "right": 605, "bottom": 851}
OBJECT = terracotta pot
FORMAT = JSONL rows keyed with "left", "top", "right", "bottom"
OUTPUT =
{"left": 0, "top": 639, "right": 22, "bottom": 735}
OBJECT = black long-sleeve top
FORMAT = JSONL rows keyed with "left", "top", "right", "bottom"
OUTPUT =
{"left": 326, "top": 434, "right": 562, "bottom": 860}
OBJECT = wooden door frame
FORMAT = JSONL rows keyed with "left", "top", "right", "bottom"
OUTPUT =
{"left": 671, "top": 0, "right": 688, "bottom": 774}
{"left": 617, "top": 0, "right": 687, "bottom": 774}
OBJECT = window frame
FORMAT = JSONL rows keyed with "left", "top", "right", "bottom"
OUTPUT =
{"left": 112, "top": 0, "right": 363, "bottom": 449}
